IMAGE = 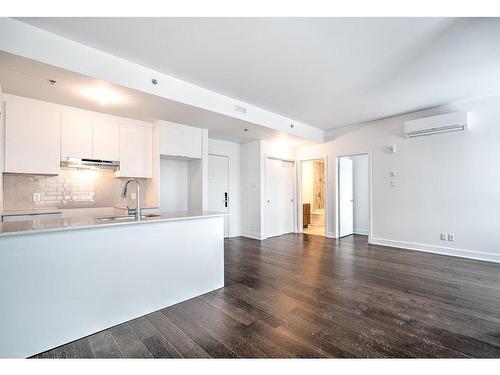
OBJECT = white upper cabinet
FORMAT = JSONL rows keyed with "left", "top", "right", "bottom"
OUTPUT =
{"left": 160, "top": 122, "right": 182, "bottom": 156}
{"left": 4, "top": 95, "right": 61, "bottom": 175}
{"left": 159, "top": 122, "right": 202, "bottom": 159}
{"left": 62, "top": 109, "right": 120, "bottom": 161}
{"left": 93, "top": 115, "right": 120, "bottom": 161}
{"left": 116, "top": 119, "right": 153, "bottom": 178}
{"left": 61, "top": 107, "right": 93, "bottom": 159}
{"left": 181, "top": 125, "right": 202, "bottom": 159}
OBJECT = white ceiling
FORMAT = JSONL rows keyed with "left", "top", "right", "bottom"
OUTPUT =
{"left": 0, "top": 51, "right": 311, "bottom": 144}
{"left": 12, "top": 17, "right": 500, "bottom": 129}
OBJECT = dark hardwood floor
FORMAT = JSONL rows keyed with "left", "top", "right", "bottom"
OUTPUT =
{"left": 33, "top": 234, "right": 500, "bottom": 358}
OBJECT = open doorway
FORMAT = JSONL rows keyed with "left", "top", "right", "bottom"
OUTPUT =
{"left": 301, "top": 159, "right": 325, "bottom": 236}
{"left": 337, "top": 154, "right": 369, "bottom": 239}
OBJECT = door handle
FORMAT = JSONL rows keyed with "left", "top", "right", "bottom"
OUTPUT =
{"left": 224, "top": 192, "right": 228, "bottom": 207}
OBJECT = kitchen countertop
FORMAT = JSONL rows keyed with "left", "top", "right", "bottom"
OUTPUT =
{"left": 0, "top": 208, "right": 63, "bottom": 216}
{"left": 0, "top": 211, "right": 226, "bottom": 237}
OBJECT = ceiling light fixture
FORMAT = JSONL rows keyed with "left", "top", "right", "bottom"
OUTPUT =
{"left": 79, "top": 85, "right": 126, "bottom": 106}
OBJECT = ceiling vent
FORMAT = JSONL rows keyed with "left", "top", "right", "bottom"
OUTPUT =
{"left": 235, "top": 105, "right": 247, "bottom": 114}
{"left": 404, "top": 112, "right": 468, "bottom": 138}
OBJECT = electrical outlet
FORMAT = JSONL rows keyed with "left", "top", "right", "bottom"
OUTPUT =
{"left": 448, "top": 233, "right": 455, "bottom": 241}
{"left": 32, "top": 192, "right": 41, "bottom": 203}
{"left": 131, "top": 192, "right": 137, "bottom": 200}
{"left": 390, "top": 181, "right": 396, "bottom": 187}
{"left": 440, "top": 233, "right": 447, "bottom": 241}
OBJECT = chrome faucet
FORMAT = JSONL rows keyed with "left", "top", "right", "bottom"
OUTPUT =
{"left": 121, "top": 178, "right": 141, "bottom": 220}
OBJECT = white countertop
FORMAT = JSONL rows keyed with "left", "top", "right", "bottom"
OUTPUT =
{"left": 0, "top": 210, "right": 226, "bottom": 237}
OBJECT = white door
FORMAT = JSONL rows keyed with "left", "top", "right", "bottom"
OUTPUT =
{"left": 338, "top": 157, "right": 354, "bottom": 237}
{"left": 266, "top": 158, "right": 295, "bottom": 238}
{"left": 208, "top": 155, "right": 229, "bottom": 237}
{"left": 283, "top": 161, "right": 295, "bottom": 234}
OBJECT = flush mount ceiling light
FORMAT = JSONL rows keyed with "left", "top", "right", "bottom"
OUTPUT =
{"left": 79, "top": 85, "right": 126, "bottom": 106}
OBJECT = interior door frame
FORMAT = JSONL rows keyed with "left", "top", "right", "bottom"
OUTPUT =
{"left": 335, "top": 151, "right": 372, "bottom": 243}
{"left": 208, "top": 153, "right": 230, "bottom": 237}
{"left": 264, "top": 155, "right": 297, "bottom": 240}
{"left": 298, "top": 156, "right": 328, "bottom": 237}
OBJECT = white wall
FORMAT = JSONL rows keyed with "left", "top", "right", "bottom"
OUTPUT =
{"left": 208, "top": 138, "right": 242, "bottom": 237}
{"left": 301, "top": 160, "right": 314, "bottom": 205}
{"left": 297, "top": 94, "right": 500, "bottom": 263}
{"left": 159, "top": 158, "right": 189, "bottom": 211}
{"left": 241, "top": 140, "right": 261, "bottom": 239}
{"left": 350, "top": 154, "right": 369, "bottom": 235}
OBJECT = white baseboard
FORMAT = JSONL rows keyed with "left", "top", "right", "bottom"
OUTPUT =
{"left": 241, "top": 231, "right": 263, "bottom": 240}
{"left": 370, "top": 237, "right": 500, "bottom": 264}
{"left": 354, "top": 228, "right": 368, "bottom": 235}
{"left": 325, "top": 231, "right": 335, "bottom": 238}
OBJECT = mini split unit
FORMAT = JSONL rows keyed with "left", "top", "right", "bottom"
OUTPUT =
{"left": 404, "top": 111, "right": 468, "bottom": 138}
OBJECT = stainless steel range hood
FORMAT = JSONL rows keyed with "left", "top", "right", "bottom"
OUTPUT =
{"left": 60, "top": 157, "right": 120, "bottom": 171}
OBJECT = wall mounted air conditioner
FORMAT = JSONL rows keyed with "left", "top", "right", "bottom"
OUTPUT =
{"left": 404, "top": 111, "right": 468, "bottom": 138}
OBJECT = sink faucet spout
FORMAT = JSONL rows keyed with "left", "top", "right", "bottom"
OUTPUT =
{"left": 121, "top": 178, "right": 141, "bottom": 220}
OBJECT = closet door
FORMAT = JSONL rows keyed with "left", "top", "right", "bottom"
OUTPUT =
{"left": 266, "top": 158, "right": 295, "bottom": 238}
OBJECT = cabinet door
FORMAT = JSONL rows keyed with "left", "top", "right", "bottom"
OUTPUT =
{"left": 159, "top": 122, "right": 182, "bottom": 157}
{"left": 93, "top": 115, "right": 120, "bottom": 161}
{"left": 117, "top": 120, "right": 152, "bottom": 178}
{"left": 61, "top": 107, "right": 93, "bottom": 159}
{"left": 181, "top": 125, "right": 202, "bottom": 159}
{"left": 4, "top": 95, "right": 61, "bottom": 175}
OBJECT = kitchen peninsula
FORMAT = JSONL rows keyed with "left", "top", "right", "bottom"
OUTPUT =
{"left": 0, "top": 210, "right": 225, "bottom": 358}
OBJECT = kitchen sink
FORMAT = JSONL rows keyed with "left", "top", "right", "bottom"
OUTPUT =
{"left": 97, "top": 214, "right": 161, "bottom": 221}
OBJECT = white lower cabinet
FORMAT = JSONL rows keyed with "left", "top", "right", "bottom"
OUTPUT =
{"left": 4, "top": 95, "right": 61, "bottom": 175}
{"left": 116, "top": 119, "right": 153, "bottom": 178}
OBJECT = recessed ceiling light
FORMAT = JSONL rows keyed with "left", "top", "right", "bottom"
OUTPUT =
{"left": 79, "top": 85, "right": 126, "bottom": 106}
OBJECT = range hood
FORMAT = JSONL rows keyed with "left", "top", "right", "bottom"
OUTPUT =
{"left": 60, "top": 157, "right": 120, "bottom": 171}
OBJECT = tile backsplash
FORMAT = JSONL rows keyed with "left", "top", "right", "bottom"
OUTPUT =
{"left": 3, "top": 168, "right": 149, "bottom": 211}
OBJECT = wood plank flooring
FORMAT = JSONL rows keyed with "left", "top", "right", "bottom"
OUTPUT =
{"left": 33, "top": 234, "right": 500, "bottom": 358}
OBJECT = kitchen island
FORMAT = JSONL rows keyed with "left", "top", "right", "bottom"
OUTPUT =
{"left": 0, "top": 211, "right": 225, "bottom": 358}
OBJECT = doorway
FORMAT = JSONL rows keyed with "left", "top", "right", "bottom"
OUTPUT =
{"left": 301, "top": 159, "right": 326, "bottom": 236}
{"left": 265, "top": 157, "right": 295, "bottom": 238}
{"left": 337, "top": 154, "right": 369, "bottom": 239}
{"left": 208, "top": 154, "right": 229, "bottom": 238}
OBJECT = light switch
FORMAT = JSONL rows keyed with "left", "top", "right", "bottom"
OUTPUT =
{"left": 390, "top": 181, "right": 396, "bottom": 187}
{"left": 440, "top": 233, "right": 447, "bottom": 241}
{"left": 390, "top": 171, "right": 397, "bottom": 177}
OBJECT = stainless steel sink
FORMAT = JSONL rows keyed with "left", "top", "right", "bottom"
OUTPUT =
{"left": 97, "top": 214, "right": 160, "bottom": 221}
